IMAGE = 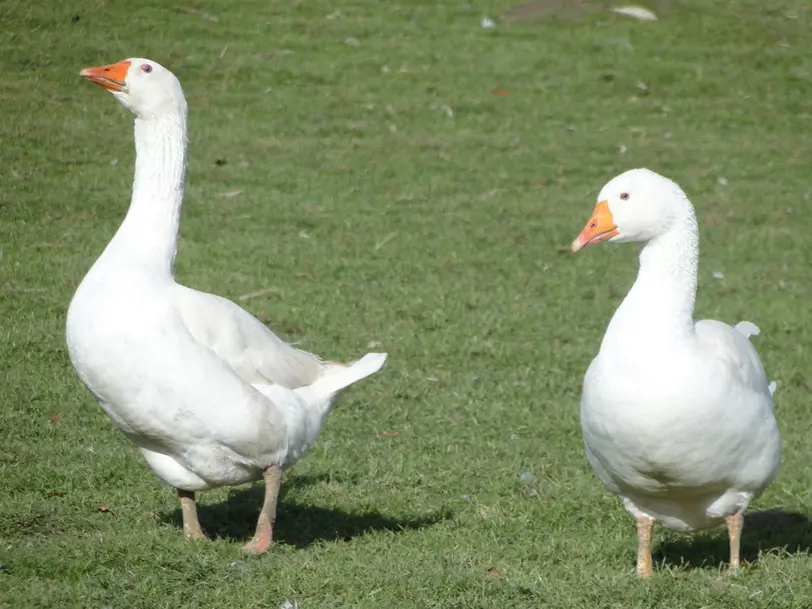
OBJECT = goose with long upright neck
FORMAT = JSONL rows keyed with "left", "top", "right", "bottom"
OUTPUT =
{"left": 571, "top": 168, "right": 780, "bottom": 578}
{"left": 66, "top": 58, "right": 387, "bottom": 553}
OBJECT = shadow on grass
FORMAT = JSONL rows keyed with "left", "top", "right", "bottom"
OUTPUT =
{"left": 159, "top": 473, "right": 450, "bottom": 548}
{"left": 654, "top": 509, "right": 812, "bottom": 569}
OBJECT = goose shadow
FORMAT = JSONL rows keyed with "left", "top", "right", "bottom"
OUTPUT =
{"left": 159, "top": 473, "right": 450, "bottom": 549}
{"left": 653, "top": 509, "right": 812, "bottom": 569}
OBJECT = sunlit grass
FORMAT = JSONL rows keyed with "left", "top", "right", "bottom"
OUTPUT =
{"left": 2, "top": 0, "right": 812, "bottom": 606}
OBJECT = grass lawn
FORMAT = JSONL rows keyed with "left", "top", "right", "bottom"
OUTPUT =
{"left": 2, "top": 0, "right": 812, "bottom": 606}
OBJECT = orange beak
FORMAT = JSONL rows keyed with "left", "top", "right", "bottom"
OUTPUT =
{"left": 571, "top": 201, "right": 619, "bottom": 252}
{"left": 79, "top": 60, "right": 131, "bottom": 92}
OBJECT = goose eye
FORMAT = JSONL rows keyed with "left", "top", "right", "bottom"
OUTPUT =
{"left": 141, "top": 64, "right": 152, "bottom": 74}
{"left": 620, "top": 192, "right": 630, "bottom": 200}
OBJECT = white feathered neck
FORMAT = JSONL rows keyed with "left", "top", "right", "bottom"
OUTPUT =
{"left": 102, "top": 110, "right": 188, "bottom": 275}
{"left": 602, "top": 189, "right": 699, "bottom": 347}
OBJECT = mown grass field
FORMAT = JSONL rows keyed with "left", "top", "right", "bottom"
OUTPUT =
{"left": 2, "top": 0, "right": 812, "bottom": 606}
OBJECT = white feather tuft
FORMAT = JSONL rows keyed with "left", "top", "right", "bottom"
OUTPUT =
{"left": 734, "top": 321, "right": 761, "bottom": 338}
{"left": 611, "top": 6, "right": 658, "bottom": 21}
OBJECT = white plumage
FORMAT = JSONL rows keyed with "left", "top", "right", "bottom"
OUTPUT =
{"left": 572, "top": 168, "right": 780, "bottom": 577}
{"left": 67, "top": 58, "right": 386, "bottom": 552}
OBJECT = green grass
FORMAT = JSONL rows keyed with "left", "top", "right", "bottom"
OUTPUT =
{"left": 2, "top": 0, "right": 812, "bottom": 606}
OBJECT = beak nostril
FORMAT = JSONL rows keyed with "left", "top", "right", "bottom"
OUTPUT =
{"left": 590, "top": 222, "right": 597, "bottom": 229}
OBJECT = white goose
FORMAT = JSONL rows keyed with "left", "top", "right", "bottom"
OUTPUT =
{"left": 571, "top": 168, "right": 780, "bottom": 577}
{"left": 67, "top": 58, "right": 387, "bottom": 553}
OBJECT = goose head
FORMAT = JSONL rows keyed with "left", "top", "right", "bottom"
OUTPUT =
{"left": 80, "top": 58, "right": 186, "bottom": 119}
{"left": 571, "top": 168, "right": 690, "bottom": 252}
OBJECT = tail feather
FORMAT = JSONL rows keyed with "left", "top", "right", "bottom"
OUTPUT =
{"left": 295, "top": 353, "right": 387, "bottom": 407}
{"left": 734, "top": 321, "right": 760, "bottom": 339}
{"left": 733, "top": 321, "right": 778, "bottom": 398}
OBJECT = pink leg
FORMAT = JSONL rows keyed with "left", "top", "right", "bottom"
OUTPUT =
{"left": 727, "top": 511, "right": 744, "bottom": 572}
{"left": 242, "top": 465, "right": 283, "bottom": 554}
{"left": 636, "top": 515, "right": 654, "bottom": 578}
{"left": 178, "top": 489, "right": 206, "bottom": 540}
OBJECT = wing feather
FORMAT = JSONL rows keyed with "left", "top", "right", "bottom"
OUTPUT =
{"left": 171, "top": 285, "right": 325, "bottom": 389}
{"left": 695, "top": 319, "right": 771, "bottom": 400}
